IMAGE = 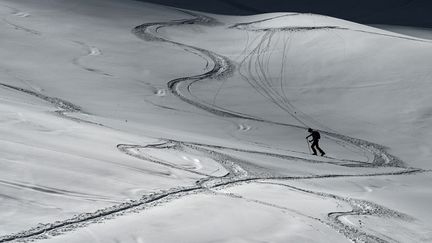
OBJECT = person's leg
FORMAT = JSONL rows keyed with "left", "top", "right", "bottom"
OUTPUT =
{"left": 316, "top": 141, "right": 325, "bottom": 156}
{"left": 311, "top": 141, "right": 318, "bottom": 155}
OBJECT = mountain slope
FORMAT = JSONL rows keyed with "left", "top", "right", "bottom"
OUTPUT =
{"left": 0, "top": 0, "right": 432, "bottom": 242}
{"left": 137, "top": 0, "right": 432, "bottom": 28}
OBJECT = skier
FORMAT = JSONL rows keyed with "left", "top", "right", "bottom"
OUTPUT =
{"left": 306, "top": 128, "right": 325, "bottom": 156}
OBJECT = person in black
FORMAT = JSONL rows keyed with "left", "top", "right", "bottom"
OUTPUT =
{"left": 306, "top": 128, "right": 325, "bottom": 156}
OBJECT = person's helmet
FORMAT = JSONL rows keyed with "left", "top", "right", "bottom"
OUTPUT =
{"left": 308, "top": 128, "right": 313, "bottom": 133}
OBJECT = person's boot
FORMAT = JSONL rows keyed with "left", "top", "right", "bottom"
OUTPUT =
{"left": 321, "top": 152, "right": 326, "bottom": 156}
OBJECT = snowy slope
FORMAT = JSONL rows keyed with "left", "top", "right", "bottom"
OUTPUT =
{"left": 138, "top": 0, "right": 432, "bottom": 28}
{"left": 0, "top": 0, "right": 432, "bottom": 242}
{"left": 374, "top": 25, "right": 432, "bottom": 40}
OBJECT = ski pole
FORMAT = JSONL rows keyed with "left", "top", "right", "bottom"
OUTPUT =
{"left": 306, "top": 138, "right": 312, "bottom": 154}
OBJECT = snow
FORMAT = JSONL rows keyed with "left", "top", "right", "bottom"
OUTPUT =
{"left": 39, "top": 193, "right": 349, "bottom": 243}
{"left": 373, "top": 25, "right": 432, "bottom": 40}
{"left": 0, "top": 0, "right": 432, "bottom": 242}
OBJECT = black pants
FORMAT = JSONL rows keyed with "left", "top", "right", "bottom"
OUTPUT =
{"left": 311, "top": 140, "right": 325, "bottom": 155}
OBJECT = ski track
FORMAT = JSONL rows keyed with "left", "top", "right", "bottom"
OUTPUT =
{"left": 0, "top": 138, "right": 425, "bottom": 242}
{"left": 230, "top": 13, "right": 432, "bottom": 44}
{"left": 72, "top": 41, "right": 112, "bottom": 77}
{"left": 229, "top": 13, "right": 302, "bottom": 29}
{"left": 0, "top": 5, "right": 38, "bottom": 35}
{"left": 0, "top": 83, "right": 103, "bottom": 126}
{"left": 0, "top": 11, "right": 430, "bottom": 243}
{"left": 1, "top": 18, "right": 40, "bottom": 36}
{"left": 0, "top": 179, "right": 121, "bottom": 204}
{"left": 219, "top": 181, "right": 413, "bottom": 243}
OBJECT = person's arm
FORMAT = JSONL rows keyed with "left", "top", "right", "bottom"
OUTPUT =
{"left": 307, "top": 134, "right": 315, "bottom": 142}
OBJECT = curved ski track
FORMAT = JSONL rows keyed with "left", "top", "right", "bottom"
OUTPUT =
{"left": 72, "top": 41, "right": 112, "bottom": 77}
{"left": 0, "top": 11, "right": 430, "bottom": 243}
